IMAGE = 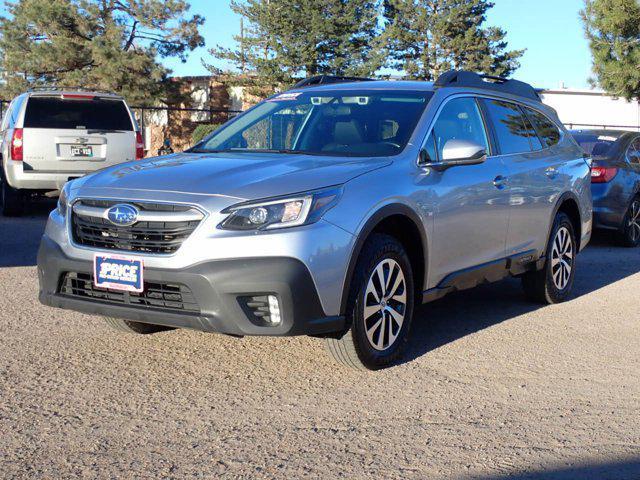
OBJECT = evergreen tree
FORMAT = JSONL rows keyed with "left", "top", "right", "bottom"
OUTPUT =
{"left": 380, "top": 0, "right": 524, "bottom": 81}
{"left": 581, "top": 0, "right": 640, "bottom": 100}
{"left": 0, "top": 0, "right": 204, "bottom": 103}
{"left": 207, "top": 0, "right": 383, "bottom": 94}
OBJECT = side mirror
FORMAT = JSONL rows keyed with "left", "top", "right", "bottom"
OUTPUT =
{"left": 441, "top": 139, "right": 487, "bottom": 165}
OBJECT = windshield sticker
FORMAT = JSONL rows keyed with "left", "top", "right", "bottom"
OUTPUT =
{"left": 269, "top": 92, "right": 302, "bottom": 102}
{"left": 598, "top": 135, "right": 618, "bottom": 142}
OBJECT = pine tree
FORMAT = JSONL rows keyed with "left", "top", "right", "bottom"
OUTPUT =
{"left": 380, "top": 0, "right": 524, "bottom": 81}
{"left": 0, "top": 0, "right": 204, "bottom": 103}
{"left": 581, "top": 0, "right": 640, "bottom": 100}
{"left": 207, "top": 0, "right": 383, "bottom": 94}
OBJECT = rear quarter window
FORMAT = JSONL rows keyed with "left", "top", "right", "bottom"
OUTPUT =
{"left": 23, "top": 97, "right": 133, "bottom": 131}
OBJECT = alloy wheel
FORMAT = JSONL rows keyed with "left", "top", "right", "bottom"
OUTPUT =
{"left": 363, "top": 258, "right": 407, "bottom": 351}
{"left": 627, "top": 200, "right": 640, "bottom": 243}
{"left": 551, "top": 226, "right": 573, "bottom": 290}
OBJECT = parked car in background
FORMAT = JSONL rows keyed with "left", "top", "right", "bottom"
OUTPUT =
{"left": 570, "top": 129, "right": 640, "bottom": 247}
{"left": 0, "top": 90, "right": 143, "bottom": 216}
{"left": 38, "top": 71, "right": 592, "bottom": 370}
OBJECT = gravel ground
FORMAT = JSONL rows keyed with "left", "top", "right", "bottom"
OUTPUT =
{"left": 1, "top": 201, "right": 639, "bottom": 479}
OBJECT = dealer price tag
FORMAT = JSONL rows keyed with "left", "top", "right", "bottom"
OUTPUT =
{"left": 94, "top": 254, "right": 144, "bottom": 292}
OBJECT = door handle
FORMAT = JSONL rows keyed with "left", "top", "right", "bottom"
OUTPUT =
{"left": 545, "top": 167, "right": 558, "bottom": 178}
{"left": 493, "top": 175, "right": 507, "bottom": 189}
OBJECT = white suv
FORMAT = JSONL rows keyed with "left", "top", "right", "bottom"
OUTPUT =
{"left": 0, "top": 90, "right": 143, "bottom": 216}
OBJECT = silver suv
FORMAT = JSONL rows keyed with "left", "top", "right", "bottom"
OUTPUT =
{"left": 1, "top": 90, "right": 143, "bottom": 216}
{"left": 37, "top": 72, "right": 592, "bottom": 370}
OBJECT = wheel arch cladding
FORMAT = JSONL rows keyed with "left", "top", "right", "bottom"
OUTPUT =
{"left": 556, "top": 195, "right": 582, "bottom": 249}
{"left": 340, "top": 204, "right": 427, "bottom": 315}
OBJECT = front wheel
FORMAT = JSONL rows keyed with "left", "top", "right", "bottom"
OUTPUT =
{"left": 616, "top": 197, "right": 640, "bottom": 247}
{"left": 325, "top": 234, "right": 415, "bottom": 370}
{"left": 522, "top": 212, "right": 576, "bottom": 304}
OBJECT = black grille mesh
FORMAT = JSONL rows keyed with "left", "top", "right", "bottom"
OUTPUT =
{"left": 59, "top": 272, "right": 200, "bottom": 314}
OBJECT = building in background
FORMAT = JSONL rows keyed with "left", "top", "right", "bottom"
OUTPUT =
{"left": 541, "top": 89, "right": 640, "bottom": 131}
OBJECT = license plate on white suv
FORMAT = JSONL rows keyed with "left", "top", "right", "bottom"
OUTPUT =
{"left": 71, "top": 145, "right": 93, "bottom": 157}
{"left": 94, "top": 254, "right": 144, "bottom": 292}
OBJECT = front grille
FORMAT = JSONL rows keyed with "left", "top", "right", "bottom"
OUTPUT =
{"left": 71, "top": 199, "right": 203, "bottom": 254}
{"left": 59, "top": 272, "right": 200, "bottom": 314}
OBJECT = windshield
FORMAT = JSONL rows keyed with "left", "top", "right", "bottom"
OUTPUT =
{"left": 571, "top": 132, "right": 623, "bottom": 157}
{"left": 193, "top": 90, "right": 433, "bottom": 157}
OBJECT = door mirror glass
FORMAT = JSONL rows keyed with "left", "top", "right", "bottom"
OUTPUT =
{"left": 441, "top": 139, "right": 487, "bottom": 163}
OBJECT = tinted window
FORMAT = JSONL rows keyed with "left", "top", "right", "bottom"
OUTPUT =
{"left": 526, "top": 108, "right": 561, "bottom": 148}
{"left": 571, "top": 132, "right": 620, "bottom": 157}
{"left": 627, "top": 138, "right": 640, "bottom": 164}
{"left": 428, "top": 97, "right": 488, "bottom": 161}
{"left": 24, "top": 97, "right": 133, "bottom": 130}
{"left": 198, "top": 90, "right": 433, "bottom": 158}
{"left": 482, "top": 99, "right": 534, "bottom": 154}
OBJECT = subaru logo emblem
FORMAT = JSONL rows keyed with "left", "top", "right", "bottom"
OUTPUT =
{"left": 107, "top": 204, "right": 139, "bottom": 226}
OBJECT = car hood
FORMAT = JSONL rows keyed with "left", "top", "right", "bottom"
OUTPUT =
{"left": 76, "top": 152, "right": 391, "bottom": 201}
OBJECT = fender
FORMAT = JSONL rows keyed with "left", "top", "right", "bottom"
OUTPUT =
{"left": 339, "top": 203, "right": 429, "bottom": 315}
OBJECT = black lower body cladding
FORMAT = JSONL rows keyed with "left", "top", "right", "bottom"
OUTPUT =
{"left": 37, "top": 235, "right": 344, "bottom": 336}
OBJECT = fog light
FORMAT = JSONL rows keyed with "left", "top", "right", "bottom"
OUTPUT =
{"left": 267, "top": 295, "right": 281, "bottom": 326}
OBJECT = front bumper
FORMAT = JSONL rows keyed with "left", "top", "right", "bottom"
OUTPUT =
{"left": 37, "top": 235, "right": 345, "bottom": 336}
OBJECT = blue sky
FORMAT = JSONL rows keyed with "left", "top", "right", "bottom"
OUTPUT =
{"left": 164, "top": 0, "right": 592, "bottom": 89}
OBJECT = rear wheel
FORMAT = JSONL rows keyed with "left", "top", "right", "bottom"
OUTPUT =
{"left": 325, "top": 234, "right": 414, "bottom": 370}
{"left": 615, "top": 197, "right": 640, "bottom": 247}
{"left": 522, "top": 212, "right": 576, "bottom": 304}
{"left": 0, "top": 169, "right": 23, "bottom": 216}
{"left": 103, "top": 317, "right": 173, "bottom": 335}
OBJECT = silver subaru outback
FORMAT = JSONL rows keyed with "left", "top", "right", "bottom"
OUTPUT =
{"left": 37, "top": 71, "right": 592, "bottom": 370}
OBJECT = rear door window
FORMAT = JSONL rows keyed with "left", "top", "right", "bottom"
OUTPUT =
{"left": 481, "top": 99, "right": 535, "bottom": 154}
{"left": 524, "top": 108, "right": 561, "bottom": 148}
{"left": 23, "top": 97, "right": 133, "bottom": 131}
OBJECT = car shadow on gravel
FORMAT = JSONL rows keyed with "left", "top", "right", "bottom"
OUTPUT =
{"left": 403, "top": 230, "right": 640, "bottom": 365}
{"left": 470, "top": 457, "right": 640, "bottom": 480}
{"left": 0, "top": 197, "right": 55, "bottom": 267}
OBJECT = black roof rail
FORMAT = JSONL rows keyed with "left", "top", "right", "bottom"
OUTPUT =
{"left": 434, "top": 70, "right": 541, "bottom": 101}
{"left": 293, "top": 75, "right": 375, "bottom": 89}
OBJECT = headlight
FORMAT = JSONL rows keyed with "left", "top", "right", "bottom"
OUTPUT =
{"left": 57, "top": 182, "right": 71, "bottom": 217}
{"left": 219, "top": 186, "right": 343, "bottom": 231}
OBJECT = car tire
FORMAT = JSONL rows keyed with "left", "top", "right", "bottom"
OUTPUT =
{"left": 103, "top": 317, "right": 173, "bottom": 335}
{"left": 325, "top": 234, "right": 415, "bottom": 370}
{"left": 615, "top": 197, "right": 640, "bottom": 248}
{"left": 522, "top": 212, "right": 577, "bottom": 304}
{"left": 0, "top": 168, "right": 23, "bottom": 217}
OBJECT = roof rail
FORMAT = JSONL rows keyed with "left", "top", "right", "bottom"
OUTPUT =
{"left": 434, "top": 70, "right": 540, "bottom": 101}
{"left": 293, "top": 75, "right": 375, "bottom": 89}
{"left": 27, "top": 86, "right": 118, "bottom": 96}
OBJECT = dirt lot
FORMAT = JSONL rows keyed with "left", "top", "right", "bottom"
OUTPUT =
{"left": 0, "top": 201, "right": 639, "bottom": 479}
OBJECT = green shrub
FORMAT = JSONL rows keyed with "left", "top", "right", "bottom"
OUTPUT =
{"left": 191, "top": 124, "right": 221, "bottom": 145}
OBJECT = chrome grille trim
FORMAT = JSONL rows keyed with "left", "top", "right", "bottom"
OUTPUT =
{"left": 72, "top": 203, "right": 204, "bottom": 223}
